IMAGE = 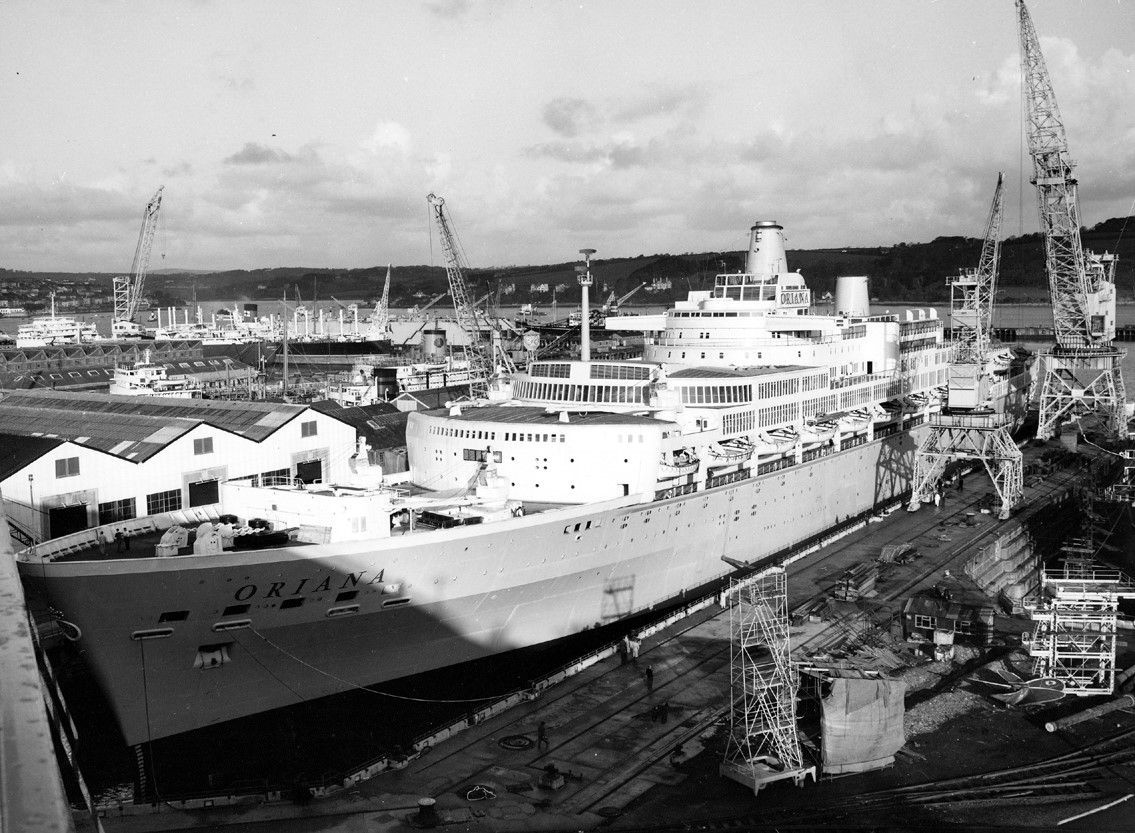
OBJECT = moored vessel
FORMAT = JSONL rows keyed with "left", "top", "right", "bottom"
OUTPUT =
{"left": 15, "top": 220, "right": 1026, "bottom": 753}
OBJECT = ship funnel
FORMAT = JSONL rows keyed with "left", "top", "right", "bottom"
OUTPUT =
{"left": 834, "top": 275, "right": 870, "bottom": 317}
{"left": 745, "top": 221, "right": 788, "bottom": 275}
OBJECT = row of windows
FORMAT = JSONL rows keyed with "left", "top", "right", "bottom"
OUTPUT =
{"left": 804, "top": 395, "right": 839, "bottom": 417}
{"left": 146, "top": 488, "right": 182, "bottom": 515}
{"left": 529, "top": 362, "right": 571, "bottom": 378}
{"left": 801, "top": 373, "right": 828, "bottom": 393}
{"left": 590, "top": 364, "right": 652, "bottom": 380}
{"left": 722, "top": 410, "right": 756, "bottom": 435}
{"left": 514, "top": 380, "right": 647, "bottom": 404}
{"left": 758, "top": 402, "right": 799, "bottom": 428}
{"left": 98, "top": 497, "right": 136, "bottom": 525}
{"left": 756, "top": 378, "right": 800, "bottom": 400}
{"left": 714, "top": 286, "right": 777, "bottom": 301}
{"left": 900, "top": 319, "right": 940, "bottom": 336}
{"left": 429, "top": 425, "right": 498, "bottom": 440}
{"left": 678, "top": 384, "right": 753, "bottom": 405}
{"left": 501, "top": 432, "right": 567, "bottom": 443}
{"left": 899, "top": 337, "right": 939, "bottom": 354}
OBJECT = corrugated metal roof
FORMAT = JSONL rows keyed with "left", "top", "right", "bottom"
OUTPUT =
{"left": 0, "top": 432, "right": 63, "bottom": 481}
{"left": 0, "top": 389, "right": 305, "bottom": 442}
{"left": 0, "top": 404, "right": 197, "bottom": 462}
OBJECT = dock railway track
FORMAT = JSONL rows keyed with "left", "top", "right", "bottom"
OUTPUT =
{"left": 404, "top": 459, "right": 1090, "bottom": 818}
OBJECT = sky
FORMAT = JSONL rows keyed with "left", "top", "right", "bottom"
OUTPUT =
{"left": 1, "top": 0, "right": 1134, "bottom": 272}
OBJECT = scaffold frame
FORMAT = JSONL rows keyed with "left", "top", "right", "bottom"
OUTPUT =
{"left": 720, "top": 568, "right": 815, "bottom": 793}
{"left": 1025, "top": 553, "right": 1135, "bottom": 696}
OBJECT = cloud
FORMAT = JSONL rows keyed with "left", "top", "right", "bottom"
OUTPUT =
{"left": 424, "top": 0, "right": 470, "bottom": 18}
{"left": 161, "top": 161, "right": 194, "bottom": 178}
{"left": 541, "top": 87, "right": 705, "bottom": 140}
{"left": 363, "top": 121, "right": 412, "bottom": 155}
{"left": 542, "top": 98, "right": 599, "bottom": 138}
{"left": 223, "top": 143, "right": 296, "bottom": 165}
{"left": 610, "top": 86, "right": 706, "bottom": 124}
{"left": 217, "top": 73, "right": 255, "bottom": 92}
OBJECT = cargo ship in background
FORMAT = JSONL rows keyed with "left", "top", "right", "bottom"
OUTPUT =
{"left": 16, "top": 220, "right": 1031, "bottom": 755}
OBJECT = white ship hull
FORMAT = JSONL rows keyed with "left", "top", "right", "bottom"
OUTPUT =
{"left": 21, "top": 425, "right": 922, "bottom": 745}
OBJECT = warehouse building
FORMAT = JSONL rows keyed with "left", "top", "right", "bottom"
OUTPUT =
{"left": 0, "top": 389, "right": 356, "bottom": 542}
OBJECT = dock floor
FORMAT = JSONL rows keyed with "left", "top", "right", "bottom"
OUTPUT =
{"left": 94, "top": 444, "right": 1121, "bottom": 833}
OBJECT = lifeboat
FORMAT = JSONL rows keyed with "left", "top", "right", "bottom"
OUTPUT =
{"left": 658, "top": 450, "right": 700, "bottom": 479}
{"left": 707, "top": 439, "right": 755, "bottom": 463}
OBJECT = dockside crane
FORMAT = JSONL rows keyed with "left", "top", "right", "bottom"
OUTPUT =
{"left": 1018, "top": 0, "right": 1125, "bottom": 439}
{"left": 369, "top": 264, "right": 392, "bottom": 339}
{"left": 112, "top": 186, "right": 164, "bottom": 339}
{"left": 427, "top": 193, "right": 515, "bottom": 398}
{"left": 602, "top": 282, "right": 647, "bottom": 315}
{"left": 909, "top": 173, "right": 1024, "bottom": 519}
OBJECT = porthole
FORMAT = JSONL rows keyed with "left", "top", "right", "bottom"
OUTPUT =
{"left": 131, "top": 627, "right": 174, "bottom": 641}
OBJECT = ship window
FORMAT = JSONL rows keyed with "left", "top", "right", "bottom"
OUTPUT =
{"left": 193, "top": 437, "right": 214, "bottom": 455}
{"left": 335, "top": 590, "right": 358, "bottom": 602}
{"left": 280, "top": 598, "right": 304, "bottom": 610}
{"left": 223, "top": 604, "right": 250, "bottom": 616}
{"left": 327, "top": 605, "right": 360, "bottom": 617}
{"left": 382, "top": 597, "right": 411, "bottom": 608}
{"left": 212, "top": 619, "right": 251, "bottom": 632}
{"left": 301, "top": 420, "right": 318, "bottom": 437}
{"left": 55, "top": 457, "right": 80, "bottom": 478}
{"left": 131, "top": 627, "right": 174, "bottom": 641}
{"left": 158, "top": 610, "right": 190, "bottom": 623}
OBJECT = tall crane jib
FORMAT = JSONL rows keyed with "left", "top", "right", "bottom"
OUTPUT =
{"left": 427, "top": 194, "right": 515, "bottom": 399}
{"left": 1018, "top": 0, "right": 1126, "bottom": 438}
{"left": 112, "top": 186, "right": 164, "bottom": 340}
{"left": 947, "top": 173, "right": 1004, "bottom": 411}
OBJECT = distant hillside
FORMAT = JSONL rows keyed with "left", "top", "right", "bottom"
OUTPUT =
{"left": 2, "top": 216, "right": 1132, "bottom": 307}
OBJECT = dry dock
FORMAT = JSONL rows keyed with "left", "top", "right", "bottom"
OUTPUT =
{"left": 89, "top": 442, "right": 1135, "bottom": 833}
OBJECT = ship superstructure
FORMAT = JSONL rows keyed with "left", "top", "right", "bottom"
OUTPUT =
{"left": 15, "top": 221, "right": 968, "bottom": 761}
{"left": 15, "top": 294, "right": 102, "bottom": 348}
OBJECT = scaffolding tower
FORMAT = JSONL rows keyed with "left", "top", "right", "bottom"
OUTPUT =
{"left": 720, "top": 568, "right": 815, "bottom": 793}
{"left": 1025, "top": 541, "right": 1135, "bottom": 696}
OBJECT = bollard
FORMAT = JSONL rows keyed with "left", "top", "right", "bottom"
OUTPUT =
{"left": 416, "top": 796, "right": 439, "bottom": 828}
{"left": 1045, "top": 694, "right": 1135, "bottom": 733}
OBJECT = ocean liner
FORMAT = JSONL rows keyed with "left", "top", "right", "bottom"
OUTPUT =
{"left": 17, "top": 221, "right": 1022, "bottom": 750}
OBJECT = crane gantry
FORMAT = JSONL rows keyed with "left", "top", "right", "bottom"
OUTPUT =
{"left": 1018, "top": 0, "right": 1126, "bottom": 438}
{"left": 909, "top": 174, "right": 1024, "bottom": 519}
{"left": 112, "top": 186, "right": 164, "bottom": 339}
{"left": 427, "top": 193, "right": 515, "bottom": 398}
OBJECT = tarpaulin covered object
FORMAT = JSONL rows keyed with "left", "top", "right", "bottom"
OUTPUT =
{"left": 821, "top": 677, "right": 906, "bottom": 774}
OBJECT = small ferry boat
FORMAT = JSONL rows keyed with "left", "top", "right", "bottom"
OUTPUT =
{"left": 107, "top": 350, "right": 203, "bottom": 398}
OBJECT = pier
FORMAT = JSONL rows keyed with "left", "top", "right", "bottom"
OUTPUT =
{"left": 82, "top": 440, "right": 1135, "bottom": 833}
